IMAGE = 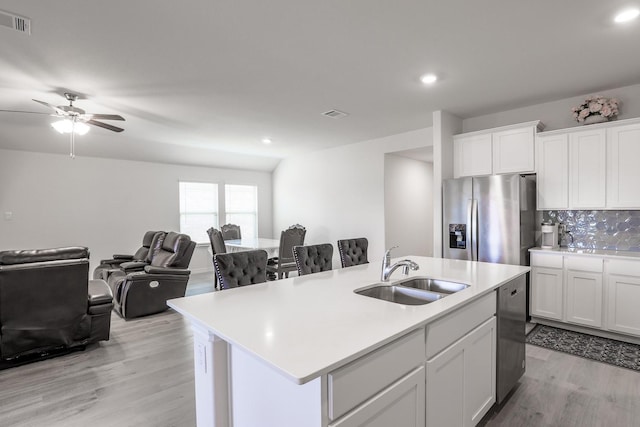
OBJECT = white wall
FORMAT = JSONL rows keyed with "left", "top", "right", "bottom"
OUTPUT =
{"left": 384, "top": 154, "right": 433, "bottom": 257}
{"left": 463, "top": 82, "right": 640, "bottom": 133}
{"left": 272, "top": 127, "right": 432, "bottom": 266}
{"left": 0, "top": 149, "right": 272, "bottom": 274}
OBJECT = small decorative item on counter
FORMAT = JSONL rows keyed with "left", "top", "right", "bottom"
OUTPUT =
{"left": 572, "top": 95, "right": 620, "bottom": 124}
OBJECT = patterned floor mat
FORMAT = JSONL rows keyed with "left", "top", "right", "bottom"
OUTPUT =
{"left": 526, "top": 324, "right": 640, "bottom": 372}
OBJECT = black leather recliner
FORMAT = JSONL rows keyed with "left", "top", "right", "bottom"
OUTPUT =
{"left": 107, "top": 232, "right": 196, "bottom": 319}
{"left": 93, "top": 230, "right": 165, "bottom": 280}
{"left": 0, "top": 246, "right": 113, "bottom": 369}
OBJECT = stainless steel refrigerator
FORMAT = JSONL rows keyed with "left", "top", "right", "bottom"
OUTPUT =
{"left": 442, "top": 173, "right": 536, "bottom": 266}
{"left": 443, "top": 173, "right": 535, "bottom": 404}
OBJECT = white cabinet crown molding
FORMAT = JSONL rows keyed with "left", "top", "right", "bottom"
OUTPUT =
{"left": 455, "top": 120, "right": 544, "bottom": 138}
{"left": 536, "top": 116, "right": 640, "bottom": 137}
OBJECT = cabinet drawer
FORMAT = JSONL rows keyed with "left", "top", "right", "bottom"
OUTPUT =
{"left": 607, "top": 259, "right": 640, "bottom": 276}
{"left": 566, "top": 256, "right": 603, "bottom": 273}
{"left": 328, "top": 328, "right": 425, "bottom": 421}
{"left": 426, "top": 292, "right": 496, "bottom": 359}
{"left": 329, "top": 366, "right": 425, "bottom": 427}
{"left": 531, "top": 252, "right": 563, "bottom": 269}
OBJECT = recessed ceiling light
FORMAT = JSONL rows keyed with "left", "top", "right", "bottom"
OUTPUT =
{"left": 261, "top": 138, "right": 272, "bottom": 144}
{"left": 420, "top": 73, "right": 437, "bottom": 85}
{"left": 614, "top": 8, "right": 640, "bottom": 23}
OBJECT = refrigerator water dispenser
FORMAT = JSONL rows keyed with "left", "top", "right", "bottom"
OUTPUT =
{"left": 449, "top": 224, "right": 466, "bottom": 249}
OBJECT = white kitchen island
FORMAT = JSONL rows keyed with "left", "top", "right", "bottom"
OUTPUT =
{"left": 168, "top": 256, "right": 530, "bottom": 427}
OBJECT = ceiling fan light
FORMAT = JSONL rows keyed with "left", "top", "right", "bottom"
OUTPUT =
{"left": 74, "top": 121, "right": 90, "bottom": 135}
{"left": 51, "top": 119, "right": 73, "bottom": 134}
{"left": 51, "top": 119, "right": 90, "bottom": 135}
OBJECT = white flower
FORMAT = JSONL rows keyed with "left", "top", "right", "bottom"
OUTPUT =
{"left": 589, "top": 102, "right": 602, "bottom": 113}
{"left": 572, "top": 96, "right": 619, "bottom": 122}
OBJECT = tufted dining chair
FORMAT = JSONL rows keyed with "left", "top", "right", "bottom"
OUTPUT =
{"left": 293, "top": 243, "right": 334, "bottom": 276}
{"left": 266, "top": 225, "right": 306, "bottom": 279}
{"left": 337, "top": 238, "right": 369, "bottom": 268}
{"left": 214, "top": 250, "right": 268, "bottom": 290}
{"left": 221, "top": 224, "right": 242, "bottom": 241}
{"left": 207, "top": 227, "right": 227, "bottom": 289}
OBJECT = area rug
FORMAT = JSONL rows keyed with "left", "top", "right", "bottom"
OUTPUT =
{"left": 526, "top": 324, "right": 640, "bottom": 372}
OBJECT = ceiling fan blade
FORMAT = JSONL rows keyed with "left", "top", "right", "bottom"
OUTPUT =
{"left": 87, "top": 119, "right": 124, "bottom": 133}
{"left": 0, "top": 109, "right": 53, "bottom": 115}
{"left": 32, "top": 99, "right": 67, "bottom": 116}
{"left": 89, "top": 114, "right": 125, "bottom": 121}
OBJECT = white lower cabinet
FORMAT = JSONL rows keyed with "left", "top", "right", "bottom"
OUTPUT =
{"left": 606, "top": 259, "right": 640, "bottom": 336}
{"left": 565, "top": 270, "right": 603, "bottom": 328}
{"left": 530, "top": 267, "right": 563, "bottom": 320}
{"left": 426, "top": 316, "right": 497, "bottom": 427}
{"left": 330, "top": 367, "right": 425, "bottom": 427}
{"left": 531, "top": 251, "right": 640, "bottom": 341}
{"left": 530, "top": 253, "right": 564, "bottom": 320}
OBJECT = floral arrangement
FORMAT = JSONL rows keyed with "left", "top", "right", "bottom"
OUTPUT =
{"left": 572, "top": 95, "right": 619, "bottom": 123}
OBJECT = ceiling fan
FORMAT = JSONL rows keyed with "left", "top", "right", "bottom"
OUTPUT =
{"left": 0, "top": 92, "right": 125, "bottom": 158}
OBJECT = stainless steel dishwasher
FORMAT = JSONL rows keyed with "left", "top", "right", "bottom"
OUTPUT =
{"left": 496, "top": 274, "right": 527, "bottom": 404}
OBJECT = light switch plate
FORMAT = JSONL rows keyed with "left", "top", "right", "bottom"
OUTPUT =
{"left": 4, "top": 211, "right": 12, "bottom": 220}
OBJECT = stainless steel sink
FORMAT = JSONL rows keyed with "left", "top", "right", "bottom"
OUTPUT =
{"left": 355, "top": 285, "right": 444, "bottom": 305}
{"left": 393, "top": 276, "right": 469, "bottom": 294}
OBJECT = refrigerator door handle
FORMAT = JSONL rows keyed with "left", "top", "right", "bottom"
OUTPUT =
{"left": 471, "top": 199, "right": 478, "bottom": 261}
{"left": 466, "top": 199, "right": 473, "bottom": 261}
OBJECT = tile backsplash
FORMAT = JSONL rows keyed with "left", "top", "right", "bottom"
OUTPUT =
{"left": 544, "top": 210, "right": 640, "bottom": 251}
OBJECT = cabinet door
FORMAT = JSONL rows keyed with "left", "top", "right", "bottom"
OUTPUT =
{"left": 570, "top": 129, "right": 606, "bottom": 208}
{"left": 492, "top": 126, "right": 535, "bottom": 174}
{"left": 464, "top": 317, "right": 497, "bottom": 426}
{"left": 454, "top": 133, "right": 492, "bottom": 178}
{"left": 607, "top": 123, "right": 640, "bottom": 208}
{"left": 535, "top": 134, "right": 569, "bottom": 209}
{"left": 530, "top": 267, "right": 564, "bottom": 320}
{"left": 607, "top": 273, "right": 640, "bottom": 336}
{"left": 331, "top": 367, "right": 425, "bottom": 427}
{"left": 426, "top": 317, "right": 496, "bottom": 427}
{"left": 566, "top": 270, "right": 603, "bottom": 328}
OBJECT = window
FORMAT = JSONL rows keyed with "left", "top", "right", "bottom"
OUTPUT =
{"left": 225, "top": 184, "right": 258, "bottom": 238}
{"left": 179, "top": 181, "right": 218, "bottom": 244}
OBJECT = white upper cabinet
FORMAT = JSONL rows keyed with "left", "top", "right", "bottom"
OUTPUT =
{"left": 536, "top": 133, "right": 569, "bottom": 210}
{"left": 606, "top": 122, "right": 640, "bottom": 208}
{"left": 453, "top": 121, "right": 542, "bottom": 178}
{"left": 454, "top": 133, "right": 492, "bottom": 177}
{"left": 492, "top": 126, "right": 536, "bottom": 174}
{"left": 535, "top": 117, "right": 640, "bottom": 210}
{"left": 569, "top": 128, "right": 607, "bottom": 209}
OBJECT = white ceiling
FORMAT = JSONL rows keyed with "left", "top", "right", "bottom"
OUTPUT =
{"left": 1, "top": 1, "right": 639, "bottom": 172}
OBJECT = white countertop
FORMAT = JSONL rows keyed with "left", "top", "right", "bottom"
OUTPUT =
{"left": 168, "top": 256, "right": 529, "bottom": 385}
{"left": 530, "top": 247, "right": 640, "bottom": 260}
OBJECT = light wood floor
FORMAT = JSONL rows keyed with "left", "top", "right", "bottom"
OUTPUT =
{"left": 2, "top": 274, "right": 640, "bottom": 427}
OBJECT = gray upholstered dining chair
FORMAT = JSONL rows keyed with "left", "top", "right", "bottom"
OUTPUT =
{"left": 221, "top": 224, "right": 242, "bottom": 240}
{"left": 207, "top": 227, "right": 227, "bottom": 290}
{"left": 266, "top": 224, "right": 306, "bottom": 279}
{"left": 213, "top": 250, "right": 268, "bottom": 290}
{"left": 293, "top": 243, "right": 334, "bottom": 276}
{"left": 337, "top": 238, "right": 369, "bottom": 268}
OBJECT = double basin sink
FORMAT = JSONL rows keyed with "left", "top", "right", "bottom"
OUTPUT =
{"left": 355, "top": 276, "right": 469, "bottom": 305}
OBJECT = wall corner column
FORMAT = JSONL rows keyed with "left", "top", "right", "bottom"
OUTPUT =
{"left": 433, "top": 110, "right": 462, "bottom": 258}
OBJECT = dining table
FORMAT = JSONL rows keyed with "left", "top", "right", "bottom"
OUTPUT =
{"left": 213, "top": 237, "right": 281, "bottom": 258}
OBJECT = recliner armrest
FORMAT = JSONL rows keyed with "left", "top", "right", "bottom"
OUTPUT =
{"left": 120, "top": 261, "right": 148, "bottom": 272}
{"left": 112, "top": 254, "right": 134, "bottom": 260}
{"left": 143, "top": 265, "right": 191, "bottom": 276}
{"left": 88, "top": 279, "right": 113, "bottom": 306}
